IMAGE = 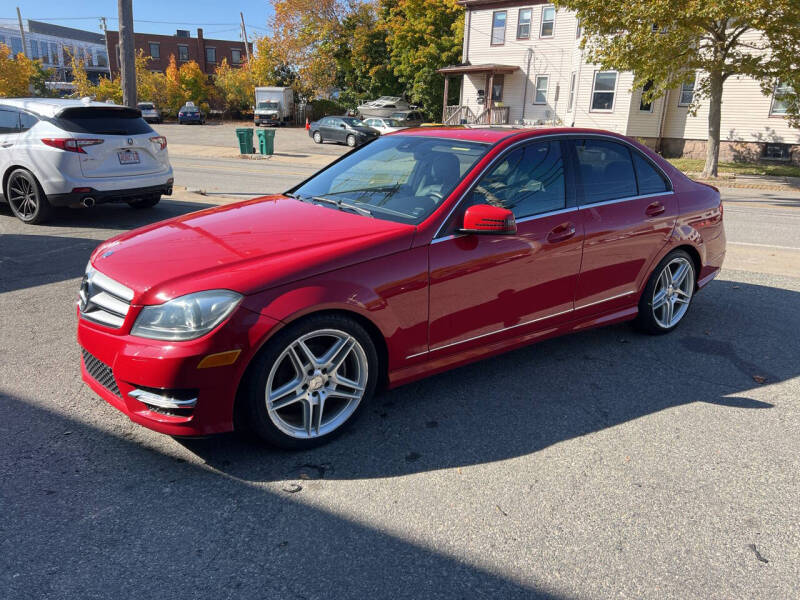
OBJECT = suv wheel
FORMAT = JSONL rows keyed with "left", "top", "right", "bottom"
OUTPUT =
{"left": 127, "top": 194, "right": 161, "bottom": 209}
{"left": 6, "top": 169, "right": 52, "bottom": 224}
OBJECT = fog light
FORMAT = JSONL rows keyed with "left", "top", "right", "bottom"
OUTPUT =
{"left": 129, "top": 388, "right": 197, "bottom": 410}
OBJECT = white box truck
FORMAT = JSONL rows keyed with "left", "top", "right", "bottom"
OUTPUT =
{"left": 254, "top": 87, "right": 294, "bottom": 126}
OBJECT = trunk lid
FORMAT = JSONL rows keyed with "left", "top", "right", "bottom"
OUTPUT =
{"left": 78, "top": 133, "right": 166, "bottom": 178}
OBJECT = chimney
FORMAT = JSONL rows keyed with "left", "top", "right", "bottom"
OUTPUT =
{"left": 197, "top": 28, "right": 205, "bottom": 71}
{"left": 197, "top": 28, "right": 203, "bottom": 39}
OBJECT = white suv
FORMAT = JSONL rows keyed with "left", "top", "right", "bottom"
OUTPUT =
{"left": 0, "top": 98, "right": 173, "bottom": 224}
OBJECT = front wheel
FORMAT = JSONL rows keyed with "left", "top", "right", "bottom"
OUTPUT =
{"left": 313, "top": 131, "right": 322, "bottom": 144}
{"left": 242, "top": 314, "right": 379, "bottom": 449}
{"left": 346, "top": 134, "right": 357, "bottom": 147}
{"left": 6, "top": 169, "right": 52, "bottom": 224}
{"left": 635, "top": 250, "right": 696, "bottom": 334}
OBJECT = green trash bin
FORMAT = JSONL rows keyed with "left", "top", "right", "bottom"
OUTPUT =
{"left": 256, "top": 128, "right": 275, "bottom": 155}
{"left": 235, "top": 128, "right": 254, "bottom": 154}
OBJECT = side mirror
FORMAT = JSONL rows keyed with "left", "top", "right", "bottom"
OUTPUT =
{"left": 460, "top": 204, "right": 517, "bottom": 235}
{"left": 340, "top": 124, "right": 347, "bottom": 128}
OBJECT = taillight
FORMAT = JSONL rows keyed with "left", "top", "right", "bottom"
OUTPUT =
{"left": 42, "top": 138, "right": 104, "bottom": 153}
{"left": 149, "top": 135, "right": 167, "bottom": 150}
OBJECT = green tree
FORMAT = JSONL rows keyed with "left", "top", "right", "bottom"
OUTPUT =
{"left": 556, "top": 0, "right": 800, "bottom": 177}
{"left": 385, "top": 0, "right": 464, "bottom": 118}
{"left": 0, "top": 43, "right": 36, "bottom": 97}
{"left": 214, "top": 58, "right": 255, "bottom": 115}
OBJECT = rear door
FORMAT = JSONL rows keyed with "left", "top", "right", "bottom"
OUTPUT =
{"left": 569, "top": 137, "right": 676, "bottom": 316}
{"left": 0, "top": 108, "right": 21, "bottom": 196}
{"left": 55, "top": 107, "right": 167, "bottom": 178}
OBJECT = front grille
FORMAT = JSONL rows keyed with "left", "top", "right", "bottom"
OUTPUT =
{"left": 81, "top": 348, "right": 121, "bottom": 397}
{"left": 79, "top": 267, "right": 134, "bottom": 329}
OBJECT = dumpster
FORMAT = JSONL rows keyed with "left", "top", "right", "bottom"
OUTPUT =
{"left": 235, "top": 128, "right": 254, "bottom": 154}
{"left": 256, "top": 128, "right": 275, "bottom": 155}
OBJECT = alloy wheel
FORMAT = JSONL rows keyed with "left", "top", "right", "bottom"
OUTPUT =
{"left": 346, "top": 135, "right": 356, "bottom": 147}
{"left": 313, "top": 131, "right": 322, "bottom": 143}
{"left": 265, "top": 329, "right": 368, "bottom": 439}
{"left": 652, "top": 257, "right": 694, "bottom": 329}
{"left": 7, "top": 173, "right": 39, "bottom": 221}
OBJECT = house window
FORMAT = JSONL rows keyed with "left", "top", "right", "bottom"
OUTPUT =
{"left": 591, "top": 71, "right": 617, "bottom": 111}
{"left": 540, "top": 6, "right": 555, "bottom": 37}
{"left": 205, "top": 47, "right": 216, "bottom": 63}
{"left": 763, "top": 143, "right": 791, "bottom": 161}
{"left": 770, "top": 82, "right": 795, "bottom": 115}
{"left": 149, "top": 43, "right": 160, "bottom": 59}
{"left": 491, "top": 11, "right": 507, "bottom": 45}
{"left": 517, "top": 8, "right": 532, "bottom": 39}
{"left": 178, "top": 44, "right": 189, "bottom": 61}
{"left": 679, "top": 76, "right": 695, "bottom": 106}
{"left": 640, "top": 80, "right": 654, "bottom": 112}
{"left": 567, "top": 72, "right": 576, "bottom": 112}
{"left": 492, "top": 75, "right": 504, "bottom": 102}
{"left": 534, "top": 76, "right": 549, "bottom": 104}
{"left": 231, "top": 49, "right": 242, "bottom": 64}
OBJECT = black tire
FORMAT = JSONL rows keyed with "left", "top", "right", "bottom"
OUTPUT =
{"left": 634, "top": 249, "right": 696, "bottom": 335}
{"left": 242, "top": 313, "right": 379, "bottom": 449}
{"left": 313, "top": 131, "right": 323, "bottom": 144}
{"left": 6, "top": 168, "right": 52, "bottom": 225}
{"left": 127, "top": 194, "right": 161, "bottom": 209}
{"left": 346, "top": 134, "right": 357, "bottom": 147}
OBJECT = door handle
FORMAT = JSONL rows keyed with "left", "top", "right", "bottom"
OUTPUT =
{"left": 547, "top": 222, "right": 576, "bottom": 243}
{"left": 0, "top": 142, "right": 14, "bottom": 148}
{"left": 645, "top": 201, "right": 665, "bottom": 216}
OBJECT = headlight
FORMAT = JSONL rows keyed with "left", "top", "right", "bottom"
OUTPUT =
{"left": 131, "top": 290, "right": 242, "bottom": 341}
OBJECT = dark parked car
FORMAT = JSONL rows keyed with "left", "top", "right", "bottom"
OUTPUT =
{"left": 178, "top": 104, "right": 205, "bottom": 125}
{"left": 309, "top": 116, "right": 379, "bottom": 147}
{"left": 389, "top": 110, "right": 425, "bottom": 127}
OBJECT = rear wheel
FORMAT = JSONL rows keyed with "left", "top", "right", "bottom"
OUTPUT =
{"left": 313, "top": 131, "right": 323, "bottom": 144}
{"left": 6, "top": 169, "right": 52, "bottom": 224}
{"left": 635, "top": 250, "right": 696, "bottom": 334}
{"left": 127, "top": 194, "right": 161, "bottom": 209}
{"left": 242, "top": 314, "right": 378, "bottom": 449}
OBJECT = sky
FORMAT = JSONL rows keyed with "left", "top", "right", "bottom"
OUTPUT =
{"left": 5, "top": 0, "right": 272, "bottom": 40}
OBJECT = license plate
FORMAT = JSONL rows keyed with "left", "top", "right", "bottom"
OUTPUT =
{"left": 118, "top": 150, "right": 140, "bottom": 165}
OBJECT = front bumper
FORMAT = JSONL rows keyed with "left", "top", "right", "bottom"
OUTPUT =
{"left": 77, "top": 305, "right": 282, "bottom": 436}
{"left": 49, "top": 182, "right": 174, "bottom": 207}
{"left": 255, "top": 115, "right": 280, "bottom": 125}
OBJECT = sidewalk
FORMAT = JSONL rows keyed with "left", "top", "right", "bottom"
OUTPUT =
{"left": 168, "top": 143, "right": 337, "bottom": 168}
{"left": 687, "top": 172, "right": 800, "bottom": 192}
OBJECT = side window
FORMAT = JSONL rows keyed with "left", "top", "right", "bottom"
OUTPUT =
{"left": 470, "top": 141, "right": 566, "bottom": 219}
{"left": 0, "top": 108, "right": 20, "bottom": 134}
{"left": 632, "top": 151, "right": 669, "bottom": 194}
{"left": 574, "top": 139, "right": 637, "bottom": 203}
{"left": 19, "top": 112, "right": 38, "bottom": 132}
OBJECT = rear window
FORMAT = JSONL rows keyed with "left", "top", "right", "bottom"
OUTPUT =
{"left": 137, "top": 103, "right": 154, "bottom": 110}
{"left": 55, "top": 107, "right": 153, "bottom": 135}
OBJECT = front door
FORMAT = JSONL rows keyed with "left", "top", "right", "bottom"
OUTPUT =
{"left": 428, "top": 139, "right": 583, "bottom": 354}
{"left": 569, "top": 137, "right": 678, "bottom": 316}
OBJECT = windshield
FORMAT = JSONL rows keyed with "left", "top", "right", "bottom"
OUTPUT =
{"left": 258, "top": 101, "right": 280, "bottom": 110}
{"left": 291, "top": 136, "right": 488, "bottom": 225}
{"left": 342, "top": 117, "right": 365, "bottom": 127}
{"left": 390, "top": 112, "right": 408, "bottom": 119}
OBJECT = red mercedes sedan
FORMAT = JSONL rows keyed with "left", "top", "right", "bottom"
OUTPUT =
{"left": 77, "top": 127, "right": 725, "bottom": 448}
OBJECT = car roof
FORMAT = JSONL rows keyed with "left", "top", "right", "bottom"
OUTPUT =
{"left": 391, "top": 126, "right": 633, "bottom": 145}
{"left": 0, "top": 97, "right": 123, "bottom": 118}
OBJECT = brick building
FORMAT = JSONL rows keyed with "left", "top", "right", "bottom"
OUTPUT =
{"left": 106, "top": 28, "right": 250, "bottom": 76}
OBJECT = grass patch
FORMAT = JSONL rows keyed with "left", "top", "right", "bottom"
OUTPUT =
{"left": 667, "top": 158, "right": 800, "bottom": 178}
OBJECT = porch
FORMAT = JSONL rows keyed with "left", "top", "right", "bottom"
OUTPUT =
{"left": 438, "top": 63, "right": 521, "bottom": 125}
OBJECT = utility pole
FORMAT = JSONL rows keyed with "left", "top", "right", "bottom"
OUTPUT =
{"left": 16, "top": 7, "right": 28, "bottom": 58}
{"left": 239, "top": 12, "right": 251, "bottom": 63}
{"left": 118, "top": 0, "right": 136, "bottom": 107}
{"left": 99, "top": 17, "right": 113, "bottom": 80}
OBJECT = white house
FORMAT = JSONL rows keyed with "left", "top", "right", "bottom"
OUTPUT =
{"left": 440, "top": 0, "right": 799, "bottom": 164}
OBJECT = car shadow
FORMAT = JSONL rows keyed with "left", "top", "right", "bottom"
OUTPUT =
{"left": 178, "top": 278, "right": 796, "bottom": 483}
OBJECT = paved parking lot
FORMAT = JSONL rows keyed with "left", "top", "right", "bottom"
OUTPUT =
{"left": 1, "top": 151, "right": 799, "bottom": 598}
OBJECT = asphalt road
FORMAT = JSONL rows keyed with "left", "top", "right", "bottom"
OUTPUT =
{"left": 1, "top": 170, "right": 799, "bottom": 598}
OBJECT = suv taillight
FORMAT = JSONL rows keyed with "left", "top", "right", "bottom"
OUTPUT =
{"left": 42, "top": 138, "right": 104, "bottom": 153}
{"left": 149, "top": 135, "right": 167, "bottom": 150}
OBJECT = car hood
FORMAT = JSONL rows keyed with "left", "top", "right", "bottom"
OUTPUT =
{"left": 91, "top": 196, "right": 416, "bottom": 305}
